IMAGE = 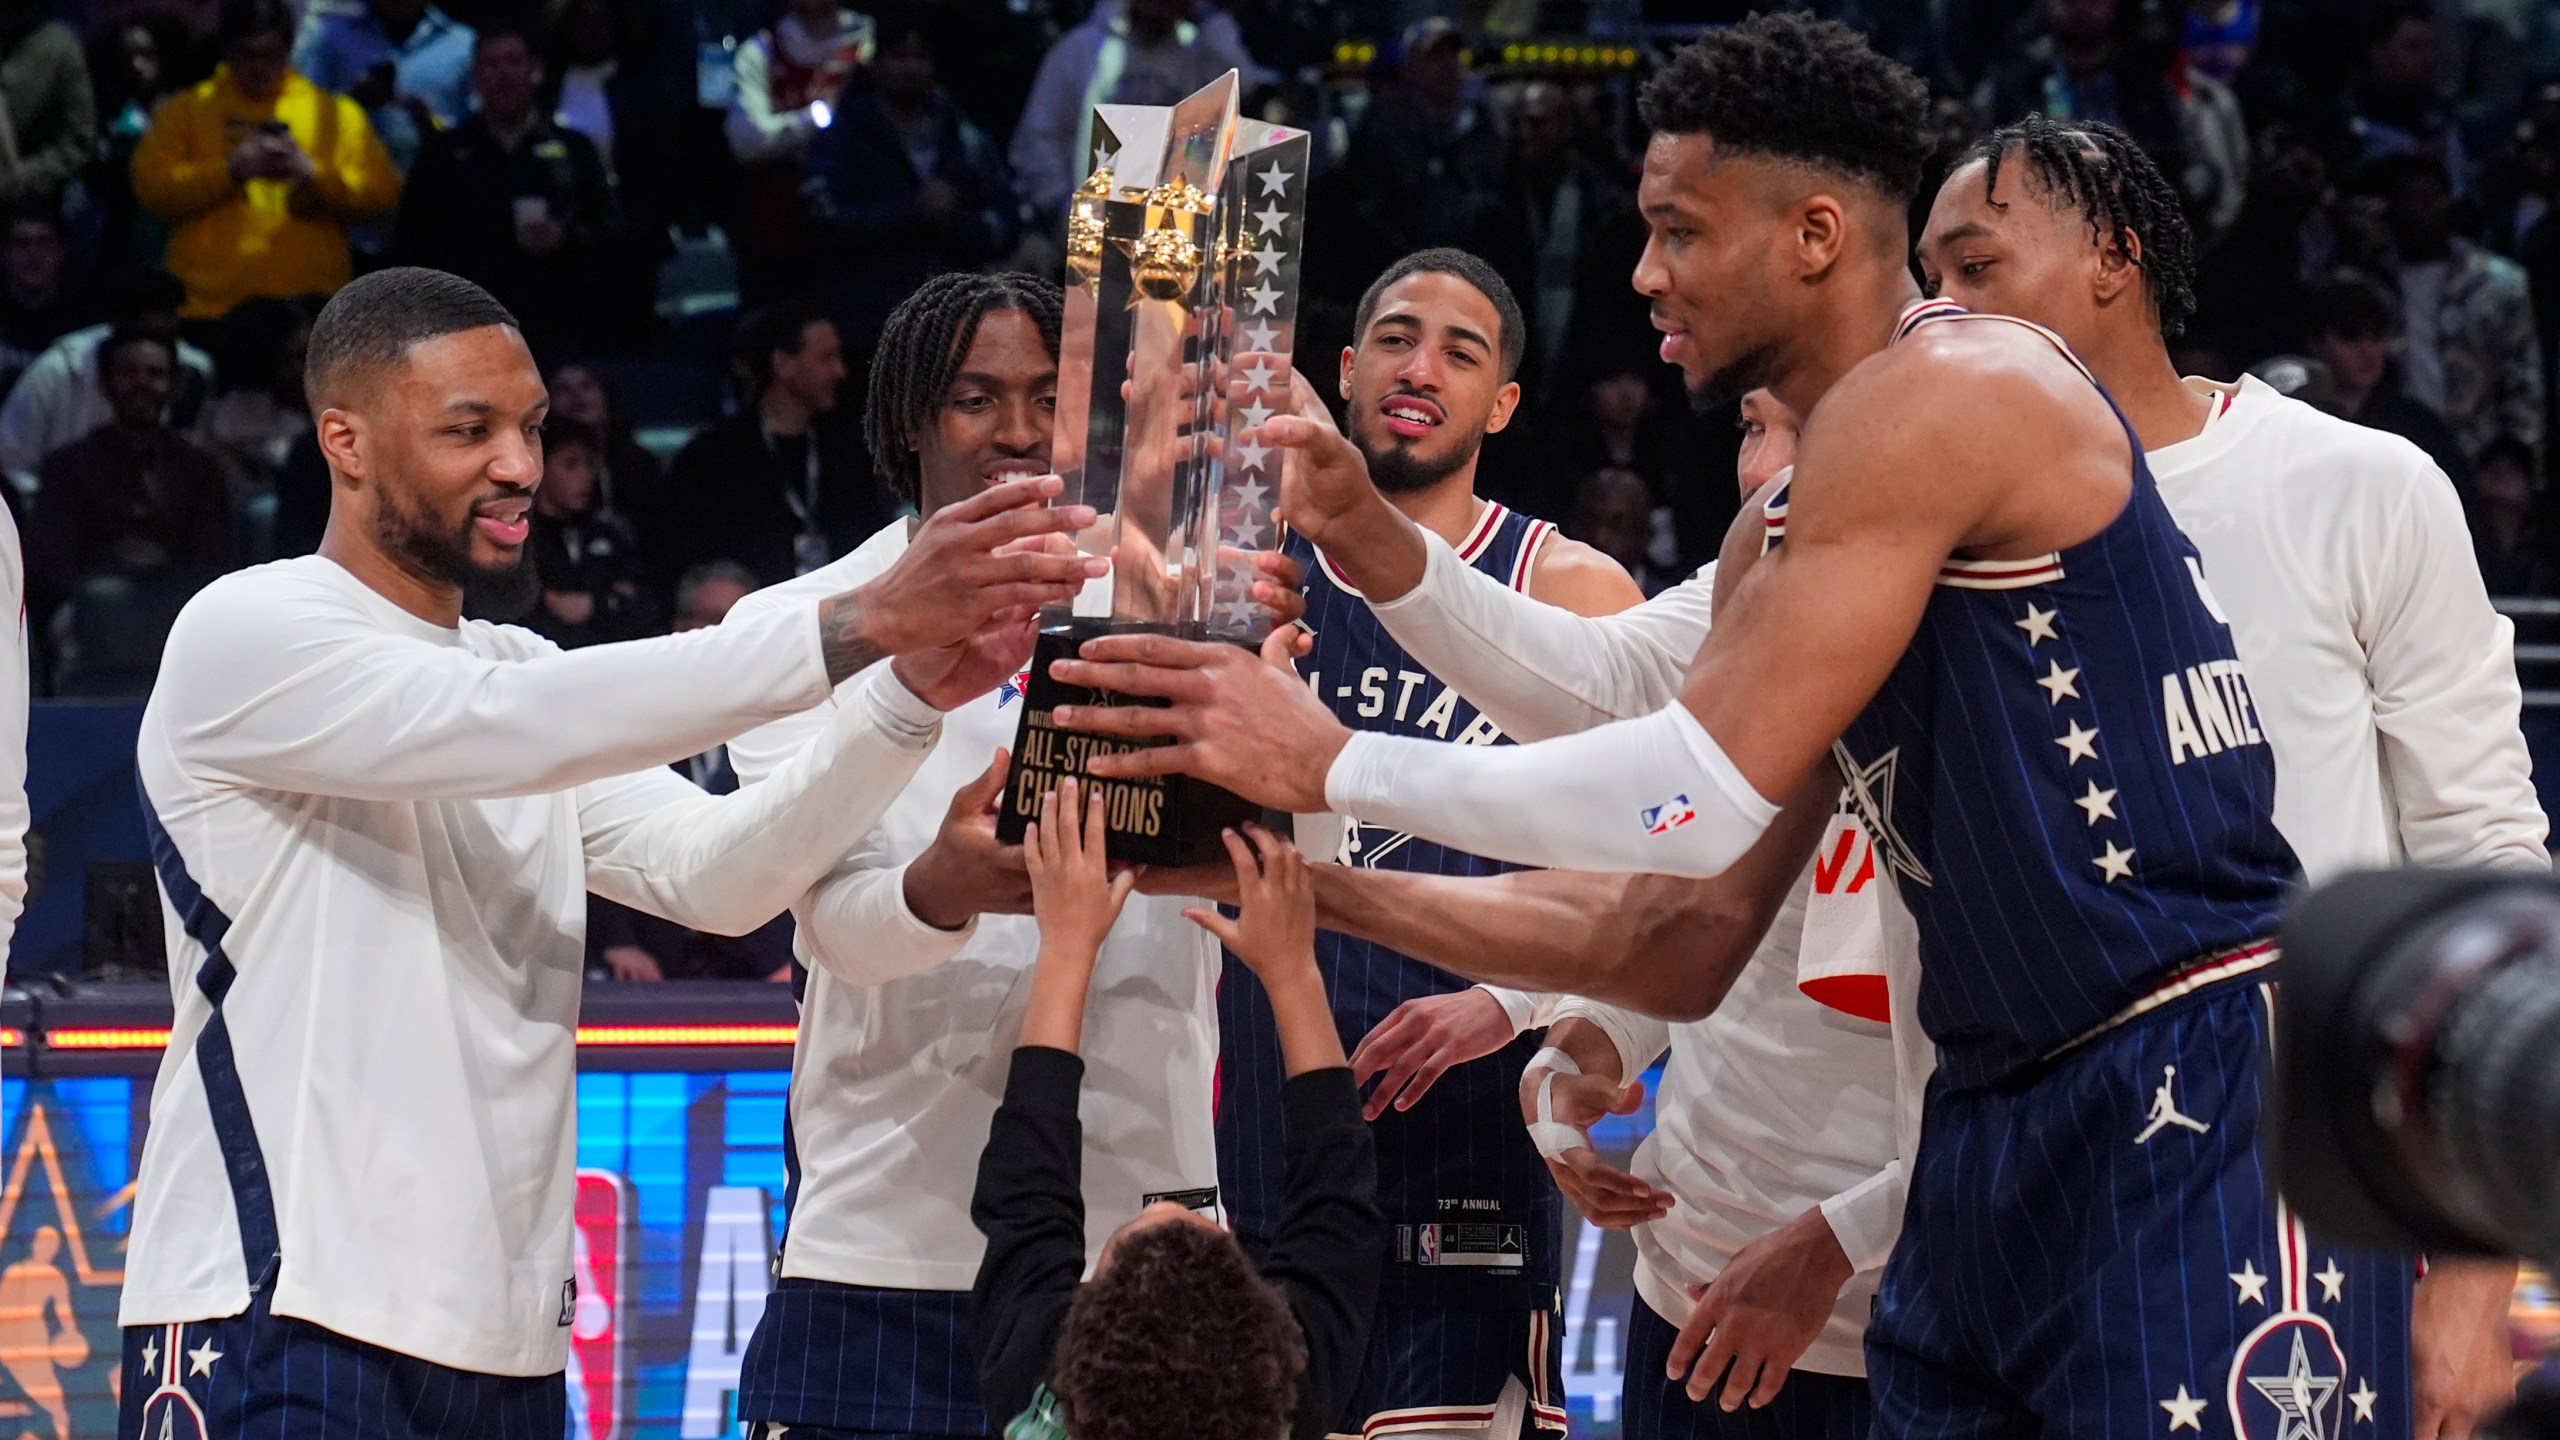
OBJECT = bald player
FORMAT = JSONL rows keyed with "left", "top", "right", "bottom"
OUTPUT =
{"left": 1050, "top": 17, "right": 2408, "bottom": 1439}
{"left": 117, "top": 267, "right": 1097, "bottom": 1440}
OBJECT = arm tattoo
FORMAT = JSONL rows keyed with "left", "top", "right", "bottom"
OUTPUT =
{"left": 818, "top": 590, "right": 887, "bottom": 685}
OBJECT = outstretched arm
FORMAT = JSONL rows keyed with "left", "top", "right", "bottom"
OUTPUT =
{"left": 1055, "top": 331, "right": 2128, "bottom": 878}
{"left": 162, "top": 478, "right": 1097, "bottom": 802}
{"left": 1306, "top": 766, "right": 1832, "bottom": 1020}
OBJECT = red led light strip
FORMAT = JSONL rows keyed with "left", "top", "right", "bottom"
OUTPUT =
{"left": 21, "top": 1025, "right": 800, "bottom": 1051}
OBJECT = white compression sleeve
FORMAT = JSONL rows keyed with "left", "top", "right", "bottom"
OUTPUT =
{"left": 1365, "top": 534, "right": 1708, "bottom": 741}
{"left": 1324, "top": 702, "right": 1779, "bottom": 878}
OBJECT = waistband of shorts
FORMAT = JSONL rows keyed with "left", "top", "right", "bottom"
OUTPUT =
{"left": 2040, "top": 937, "right": 2280, "bottom": 1062}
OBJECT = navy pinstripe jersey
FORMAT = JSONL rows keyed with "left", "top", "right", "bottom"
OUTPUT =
{"left": 1775, "top": 302, "right": 2299, "bottom": 1090}
{"left": 1217, "top": 501, "right": 1565, "bottom": 1307}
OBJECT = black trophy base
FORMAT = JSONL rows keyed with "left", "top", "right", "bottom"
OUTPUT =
{"left": 996, "top": 621, "right": 1269, "bottom": 868}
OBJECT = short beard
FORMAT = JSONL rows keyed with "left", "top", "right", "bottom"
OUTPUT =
{"left": 376, "top": 488, "right": 540, "bottom": 622}
{"left": 1685, "top": 344, "right": 1778, "bottom": 418}
{"left": 1353, "top": 427, "right": 1480, "bottom": 496}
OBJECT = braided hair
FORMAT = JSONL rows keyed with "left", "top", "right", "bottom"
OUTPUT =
{"left": 1958, "top": 116, "right": 2198, "bottom": 340}
{"left": 863, "top": 271, "right": 1066, "bottom": 507}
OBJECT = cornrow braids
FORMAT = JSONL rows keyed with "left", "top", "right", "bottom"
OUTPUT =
{"left": 1961, "top": 116, "right": 2199, "bottom": 340}
{"left": 863, "top": 271, "right": 1066, "bottom": 506}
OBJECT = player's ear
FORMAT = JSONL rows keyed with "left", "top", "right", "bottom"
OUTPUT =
{"left": 2092, "top": 225, "right": 2146, "bottom": 308}
{"left": 314, "top": 407, "right": 367, "bottom": 487}
{"left": 1792, "top": 192, "right": 1849, "bottom": 279}
{"left": 1483, "top": 379, "right": 1522, "bottom": 435}
{"left": 1338, "top": 345, "right": 1354, "bottom": 401}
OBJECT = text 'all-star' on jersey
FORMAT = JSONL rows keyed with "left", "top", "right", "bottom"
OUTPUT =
{"left": 1221, "top": 502, "right": 1565, "bottom": 1312}
{"left": 1772, "top": 302, "right": 2300, "bottom": 1090}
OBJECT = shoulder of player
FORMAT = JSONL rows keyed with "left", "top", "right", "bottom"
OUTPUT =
{"left": 1526, "top": 532, "right": 1645, "bottom": 616}
{"left": 1806, "top": 327, "right": 2116, "bottom": 487}
{"left": 2236, "top": 383, "right": 2453, "bottom": 503}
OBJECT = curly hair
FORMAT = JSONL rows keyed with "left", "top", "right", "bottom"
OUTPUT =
{"left": 1636, "top": 12, "right": 1932, "bottom": 203}
{"left": 862, "top": 271, "right": 1065, "bottom": 506}
{"left": 1959, "top": 116, "right": 2199, "bottom": 340}
{"left": 1050, "top": 1220, "right": 1303, "bottom": 1440}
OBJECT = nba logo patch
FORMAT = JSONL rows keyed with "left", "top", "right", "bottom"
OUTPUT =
{"left": 1416, "top": 1225, "right": 1440, "bottom": 1265}
{"left": 568, "top": 1170, "right": 630, "bottom": 1440}
{"left": 1641, "top": 795, "right": 1695, "bottom": 836}
{"left": 2226, "top": 1312, "right": 2348, "bottom": 1440}
{"left": 998, "top": 667, "right": 1033, "bottom": 707}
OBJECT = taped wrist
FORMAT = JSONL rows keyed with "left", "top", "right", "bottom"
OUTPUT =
{"left": 1323, "top": 702, "right": 1778, "bottom": 877}
{"left": 1524, "top": 1046, "right": 1588, "bottom": 1159}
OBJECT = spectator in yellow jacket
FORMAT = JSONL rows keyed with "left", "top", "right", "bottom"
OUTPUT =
{"left": 130, "top": 0, "right": 399, "bottom": 319}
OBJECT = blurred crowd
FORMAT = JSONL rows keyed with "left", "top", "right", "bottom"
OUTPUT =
{"left": 14, "top": 0, "right": 2560, "bottom": 973}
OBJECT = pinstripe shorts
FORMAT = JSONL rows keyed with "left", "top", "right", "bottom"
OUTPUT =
{"left": 118, "top": 1288, "right": 565, "bottom": 1440}
{"left": 1867, "top": 981, "right": 2413, "bottom": 1440}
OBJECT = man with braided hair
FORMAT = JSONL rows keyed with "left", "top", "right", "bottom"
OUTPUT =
{"left": 1046, "top": 15, "right": 2415, "bottom": 1438}
{"left": 722, "top": 270, "right": 1299, "bottom": 1440}
{"left": 1922, "top": 114, "right": 2542, "bottom": 1440}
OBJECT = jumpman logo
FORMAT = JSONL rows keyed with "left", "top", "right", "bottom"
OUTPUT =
{"left": 2134, "top": 1065, "right": 2212, "bottom": 1144}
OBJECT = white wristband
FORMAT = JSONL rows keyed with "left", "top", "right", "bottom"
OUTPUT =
{"left": 1525, "top": 1046, "right": 1589, "bottom": 1160}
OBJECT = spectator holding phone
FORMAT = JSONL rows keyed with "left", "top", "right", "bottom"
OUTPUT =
{"left": 971, "top": 794, "right": 1382, "bottom": 1440}
{"left": 130, "top": 0, "right": 399, "bottom": 319}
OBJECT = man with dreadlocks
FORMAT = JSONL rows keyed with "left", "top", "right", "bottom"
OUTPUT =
{"left": 1042, "top": 14, "right": 2411, "bottom": 1438}
{"left": 719, "top": 270, "right": 1297, "bottom": 1440}
{"left": 1921, "top": 113, "right": 2542, "bottom": 1440}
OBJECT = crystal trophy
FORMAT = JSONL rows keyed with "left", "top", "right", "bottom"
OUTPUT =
{"left": 995, "top": 73, "right": 1312, "bottom": 866}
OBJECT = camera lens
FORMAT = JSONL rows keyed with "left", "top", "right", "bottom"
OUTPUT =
{"left": 2279, "top": 870, "right": 2560, "bottom": 1263}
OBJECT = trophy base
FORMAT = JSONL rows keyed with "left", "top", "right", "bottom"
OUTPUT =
{"left": 996, "top": 621, "right": 1271, "bottom": 868}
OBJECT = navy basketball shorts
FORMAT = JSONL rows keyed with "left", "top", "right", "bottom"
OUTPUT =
{"left": 736, "top": 1279, "right": 984, "bottom": 1437}
{"left": 1328, "top": 1301, "right": 1567, "bottom": 1439}
{"left": 1622, "top": 1297, "right": 1872, "bottom": 1440}
{"left": 1867, "top": 980, "right": 2414, "bottom": 1440}
{"left": 119, "top": 1288, "right": 565, "bottom": 1440}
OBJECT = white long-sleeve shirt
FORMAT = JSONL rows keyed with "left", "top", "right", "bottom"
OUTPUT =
{"left": 0, "top": 500, "right": 25, "bottom": 972}
{"left": 1547, "top": 876, "right": 1899, "bottom": 1375}
{"left": 725, "top": 521, "right": 1221, "bottom": 1293}
{"left": 2147, "top": 377, "right": 2547, "bottom": 878}
{"left": 124, "top": 556, "right": 944, "bottom": 1375}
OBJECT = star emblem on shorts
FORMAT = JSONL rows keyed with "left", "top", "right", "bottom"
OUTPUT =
{"left": 2074, "top": 780, "right": 2118, "bottom": 826}
{"left": 2247, "top": 1332, "right": 2339, "bottom": 1440}
{"left": 187, "top": 1337, "right": 223, "bottom": 1377}
{"left": 2160, "top": 1384, "right": 2208, "bottom": 1432}
{"left": 2036, "top": 660, "right": 2081, "bottom": 705}
{"left": 2094, "top": 840, "right": 2136, "bottom": 883}
{"left": 2015, "top": 603, "right": 2059, "bottom": 645}
{"left": 2349, "top": 1378, "right": 2377, "bottom": 1422}
{"left": 140, "top": 1334, "right": 158, "bottom": 1372}
{"left": 2315, "top": 1258, "right": 2346, "bottom": 1302}
{"left": 2230, "top": 1259, "right": 2269, "bottom": 1305}
{"left": 2055, "top": 719, "right": 2100, "bottom": 763}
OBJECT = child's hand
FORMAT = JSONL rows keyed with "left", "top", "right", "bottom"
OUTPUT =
{"left": 1026, "top": 778, "right": 1135, "bottom": 966}
{"left": 1183, "top": 824, "right": 1317, "bottom": 985}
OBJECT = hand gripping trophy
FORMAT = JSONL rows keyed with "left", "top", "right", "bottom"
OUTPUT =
{"left": 995, "top": 72, "right": 1313, "bottom": 865}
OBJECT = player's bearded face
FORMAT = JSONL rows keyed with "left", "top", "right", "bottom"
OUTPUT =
{"left": 376, "top": 476, "right": 540, "bottom": 619}
{"left": 1341, "top": 274, "right": 1514, "bottom": 495}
